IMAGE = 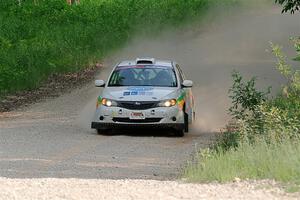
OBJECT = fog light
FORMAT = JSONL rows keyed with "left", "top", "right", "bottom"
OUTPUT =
{"left": 119, "top": 109, "right": 123, "bottom": 115}
{"left": 172, "top": 117, "right": 176, "bottom": 121}
{"left": 151, "top": 110, "right": 155, "bottom": 115}
{"left": 99, "top": 116, "right": 104, "bottom": 120}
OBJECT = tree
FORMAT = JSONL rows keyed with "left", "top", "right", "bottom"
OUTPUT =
{"left": 275, "top": 0, "right": 300, "bottom": 13}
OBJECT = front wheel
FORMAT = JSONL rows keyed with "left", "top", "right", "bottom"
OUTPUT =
{"left": 184, "top": 112, "right": 189, "bottom": 133}
{"left": 97, "top": 129, "right": 111, "bottom": 135}
{"left": 174, "top": 129, "right": 184, "bottom": 137}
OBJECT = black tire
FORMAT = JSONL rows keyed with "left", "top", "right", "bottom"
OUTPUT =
{"left": 174, "top": 129, "right": 184, "bottom": 137}
{"left": 184, "top": 112, "right": 189, "bottom": 133}
{"left": 97, "top": 129, "right": 110, "bottom": 135}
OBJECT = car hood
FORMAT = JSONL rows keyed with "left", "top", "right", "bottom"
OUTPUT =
{"left": 102, "top": 86, "right": 178, "bottom": 101}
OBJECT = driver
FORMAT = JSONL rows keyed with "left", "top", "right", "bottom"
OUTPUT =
{"left": 120, "top": 69, "right": 137, "bottom": 86}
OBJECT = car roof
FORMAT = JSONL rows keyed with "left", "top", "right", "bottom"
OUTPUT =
{"left": 117, "top": 58, "right": 174, "bottom": 68}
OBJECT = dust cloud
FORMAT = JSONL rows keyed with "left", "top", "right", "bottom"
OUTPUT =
{"left": 92, "top": 5, "right": 300, "bottom": 132}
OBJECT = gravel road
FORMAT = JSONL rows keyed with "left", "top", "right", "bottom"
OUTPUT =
{"left": 0, "top": 6, "right": 299, "bottom": 199}
{"left": 0, "top": 77, "right": 214, "bottom": 179}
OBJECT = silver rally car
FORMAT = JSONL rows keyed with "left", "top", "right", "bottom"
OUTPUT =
{"left": 91, "top": 58, "right": 195, "bottom": 137}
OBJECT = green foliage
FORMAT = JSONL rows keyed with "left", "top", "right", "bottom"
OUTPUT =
{"left": 239, "top": 103, "right": 300, "bottom": 144}
{"left": 271, "top": 41, "right": 300, "bottom": 96}
{"left": 275, "top": 0, "right": 300, "bottom": 13}
{"left": 214, "top": 72, "right": 270, "bottom": 150}
{"left": 215, "top": 130, "right": 240, "bottom": 151}
{"left": 291, "top": 37, "right": 300, "bottom": 61}
{"left": 229, "top": 71, "right": 270, "bottom": 120}
{"left": 0, "top": 0, "right": 236, "bottom": 95}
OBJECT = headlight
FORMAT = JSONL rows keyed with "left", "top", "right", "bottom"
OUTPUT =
{"left": 158, "top": 99, "right": 177, "bottom": 107}
{"left": 101, "top": 98, "right": 118, "bottom": 107}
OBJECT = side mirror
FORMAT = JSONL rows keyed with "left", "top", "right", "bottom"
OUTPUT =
{"left": 182, "top": 80, "right": 193, "bottom": 88}
{"left": 95, "top": 80, "right": 105, "bottom": 87}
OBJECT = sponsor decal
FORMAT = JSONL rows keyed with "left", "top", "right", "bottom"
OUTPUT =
{"left": 123, "top": 91, "right": 130, "bottom": 96}
{"left": 131, "top": 91, "right": 138, "bottom": 95}
{"left": 127, "top": 87, "right": 154, "bottom": 91}
{"left": 96, "top": 96, "right": 102, "bottom": 108}
{"left": 123, "top": 87, "right": 154, "bottom": 96}
{"left": 177, "top": 91, "right": 186, "bottom": 110}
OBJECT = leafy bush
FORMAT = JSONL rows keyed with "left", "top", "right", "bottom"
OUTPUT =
{"left": 228, "top": 71, "right": 270, "bottom": 120}
{"left": 239, "top": 103, "right": 300, "bottom": 143}
{"left": 214, "top": 72, "right": 270, "bottom": 150}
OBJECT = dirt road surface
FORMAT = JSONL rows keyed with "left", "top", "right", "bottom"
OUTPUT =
{"left": 0, "top": 5, "right": 299, "bottom": 200}
{"left": 0, "top": 77, "right": 214, "bottom": 179}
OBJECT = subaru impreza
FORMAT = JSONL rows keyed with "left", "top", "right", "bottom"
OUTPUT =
{"left": 91, "top": 58, "right": 195, "bottom": 137}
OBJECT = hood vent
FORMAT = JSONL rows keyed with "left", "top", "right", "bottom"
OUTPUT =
{"left": 136, "top": 58, "right": 155, "bottom": 65}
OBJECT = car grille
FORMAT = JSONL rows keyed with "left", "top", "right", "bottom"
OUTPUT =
{"left": 117, "top": 101, "right": 158, "bottom": 110}
{"left": 112, "top": 118, "right": 162, "bottom": 123}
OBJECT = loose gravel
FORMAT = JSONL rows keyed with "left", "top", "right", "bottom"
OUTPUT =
{"left": 0, "top": 178, "right": 297, "bottom": 200}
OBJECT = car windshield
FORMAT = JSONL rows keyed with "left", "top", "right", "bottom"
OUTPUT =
{"left": 108, "top": 65, "right": 177, "bottom": 87}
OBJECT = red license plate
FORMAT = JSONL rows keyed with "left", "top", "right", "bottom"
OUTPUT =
{"left": 130, "top": 112, "right": 145, "bottom": 119}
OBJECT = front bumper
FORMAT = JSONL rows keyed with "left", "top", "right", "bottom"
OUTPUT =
{"left": 91, "top": 105, "right": 184, "bottom": 130}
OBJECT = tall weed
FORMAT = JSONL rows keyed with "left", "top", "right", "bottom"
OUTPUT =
{"left": 184, "top": 139, "right": 300, "bottom": 184}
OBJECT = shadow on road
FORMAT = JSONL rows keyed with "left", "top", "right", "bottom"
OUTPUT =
{"left": 97, "top": 128, "right": 183, "bottom": 137}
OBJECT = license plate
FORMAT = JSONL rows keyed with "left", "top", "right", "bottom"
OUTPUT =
{"left": 130, "top": 112, "right": 145, "bottom": 120}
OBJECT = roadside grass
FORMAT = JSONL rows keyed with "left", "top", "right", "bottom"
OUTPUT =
{"left": 0, "top": 0, "right": 239, "bottom": 96}
{"left": 184, "top": 139, "right": 300, "bottom": 186}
